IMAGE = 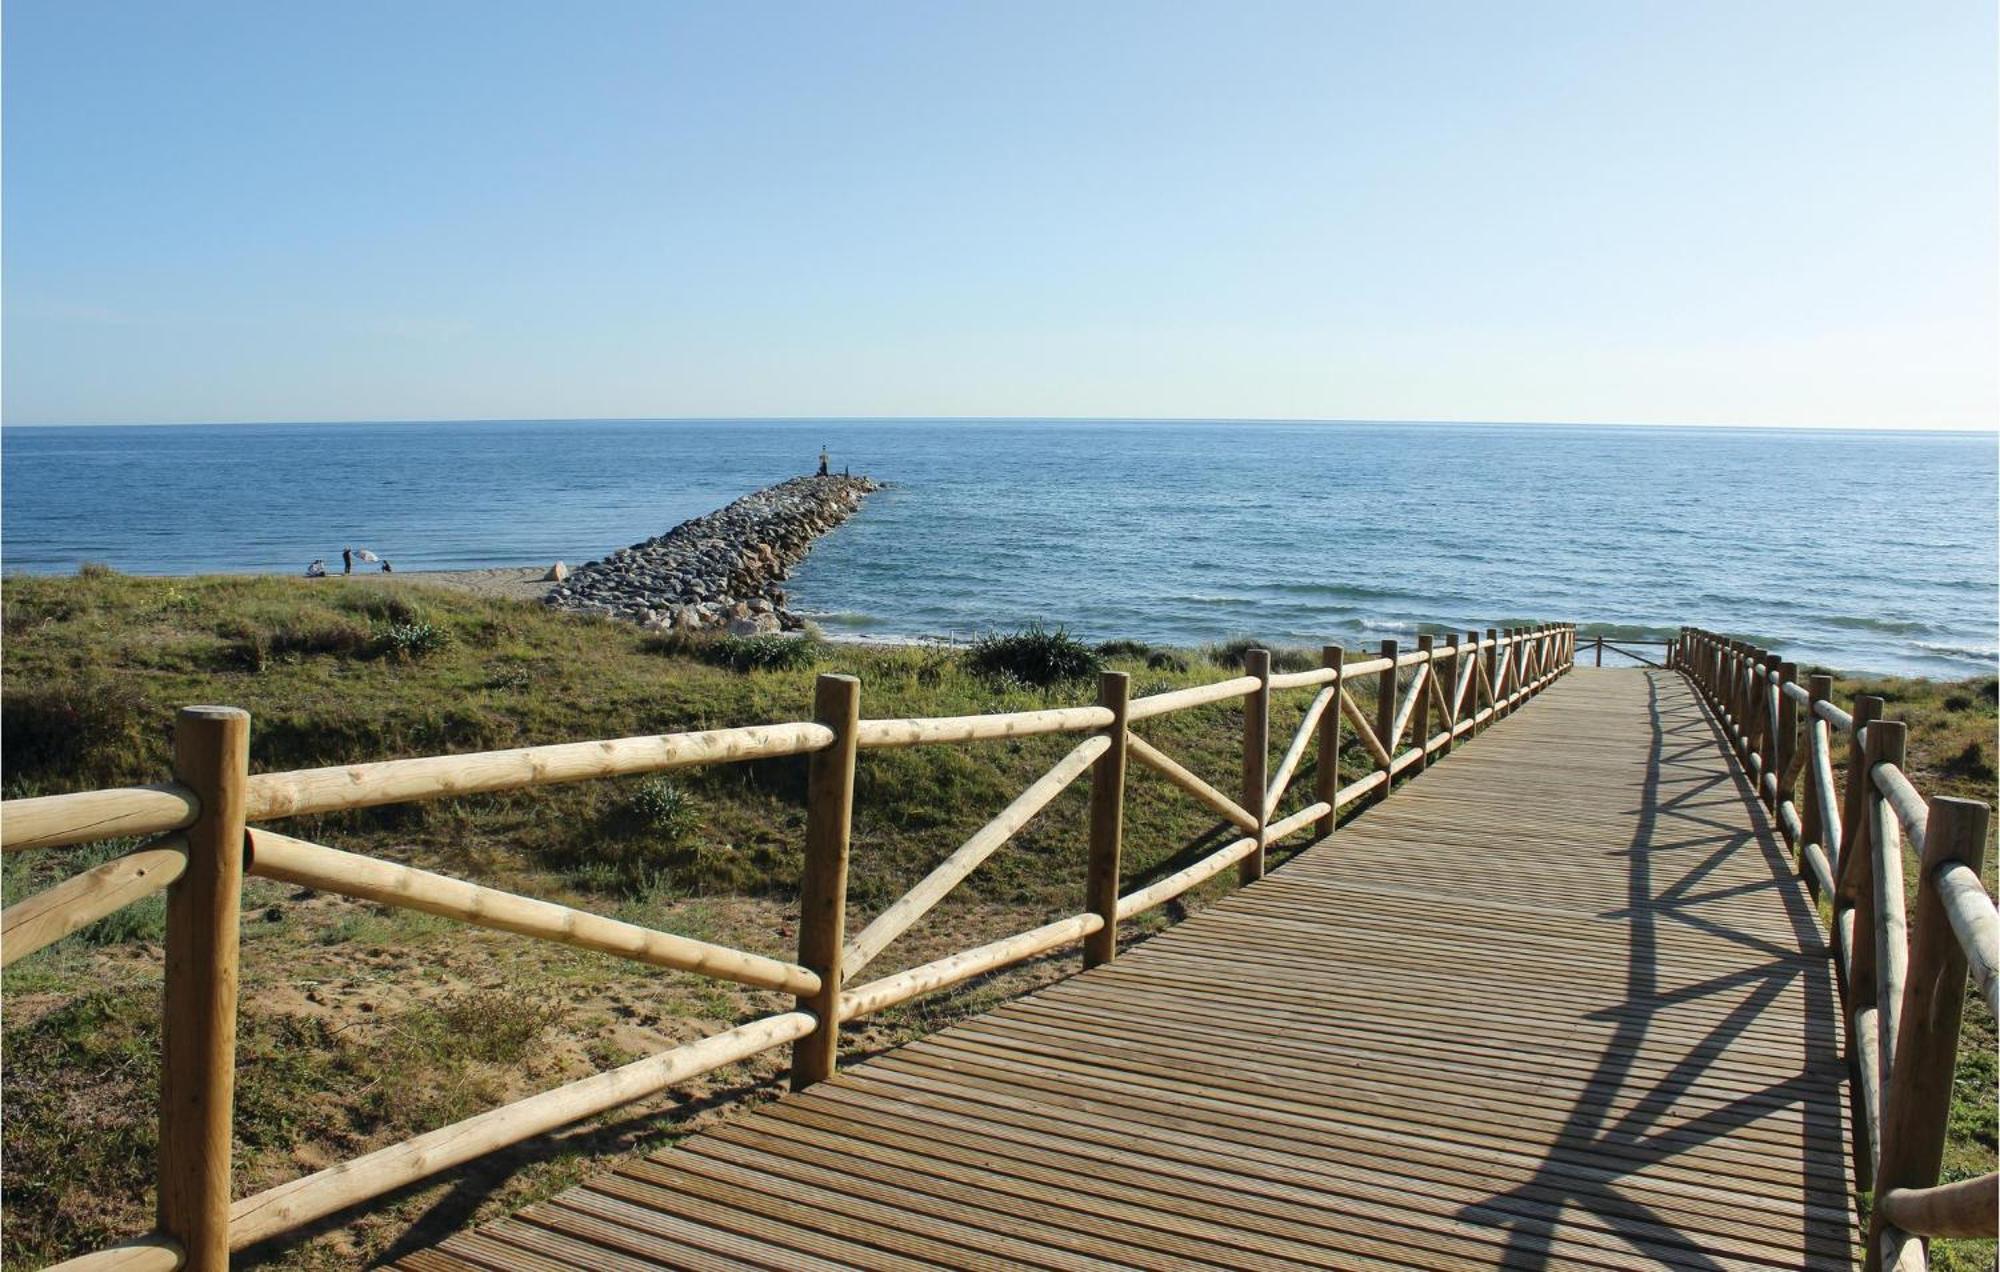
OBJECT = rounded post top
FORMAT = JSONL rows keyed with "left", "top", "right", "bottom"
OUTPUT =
{"left": 178, "top": 705, "right": 249, "bottom": 722}
{"left": 1417, "top": 633, "right": 1435, "bottom": 650}
{"left": 1865, "top": 716, "right": 1907, "bottom": 761}
{"left": 1380, "top": 638, "right": 1399, "bottom": 655}
{"left": 1097, "top": 669, "right": 1130, "bottom": 697}
{"left": 1243, "top": 647, "right": 1271, "bottom": 677}
{"left": 1925, "top": 796, "right": 1993, "bottom": 864}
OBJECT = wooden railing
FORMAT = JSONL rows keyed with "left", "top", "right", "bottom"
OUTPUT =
{"left": 1675, "top": 627, "right": 1999, "bottom": 1272}
{"left": 1, "top": 623, "right": 1574, "bottom": 1270}
{"left": 1579, "top": 633, "right": 1674, "bottom": 668}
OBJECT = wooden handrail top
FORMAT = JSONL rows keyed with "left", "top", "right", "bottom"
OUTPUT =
{"left": 1, "top": 782, "right": 200, "bottom": 854}
{"left": 855, "top": 705, "right": 1112, "bottom": 749}
{"left": 1877, "top": 1172, "right": 1999, "bottom": 1239}
{"left": 1812, "top": 697, "right": 1855, "bottom": 736}
{"left": 1936, "top": 860, "right": 2000, "bottom": 1018}
{"left": 247, "top": 829, "right": 821, "bottom": 996}
{"left": 241, "top": 721, "right": 836, "bottom": 822}
{"left": 40, "top": 1235, "right": 184, "bottom": 1272}
{"left": 1871, "top": 763, "right": 1929, "bottom": 855}
{"left": 1126, "top": 674, "right": 1260, "bottom": 721}
{"left": 1265, "top": 666, "right": 1338, "bottom": 690}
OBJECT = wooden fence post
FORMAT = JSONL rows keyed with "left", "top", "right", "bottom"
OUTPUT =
{"left": 160, "top": 706, "right": 251, "bottom": 1270}
{"left": 1488, "top": 628, "right": 1504, "bottom": 724}
{"left": 1799, "top": 673, "right": 1833, "bottom": 859}
{"left": 1871, "top": 796, "right": 1992, "bottom": 1261}
{"left": 1774, "top": 661, "right": 1798, "bottom": 821}
{"left": 1595, "top": 634, "right": 1604, "bottom": 667}
{"left": 792, "top": 673, "right": 860, "bottom": 1090}
{"left": 1314, "top": 645, "right": 1344, "bottom": 838}
{"left": 1239, "top": 648, "right": 1272, "bottom": 884}
{"left": 1839, "top": 696, "right": 1885, "bottom": 883}
{"left": 1374, "top": 640, "right": 1398, "bottom": 793}
{"left": 1438, "top": 634, "right": 1459, "bottom": 759}
{"left": 1084, "top": 671, "right": 1130, "bottom": 968}
{"left": 1835, "top": 696, "right": 1887, "bottom": 1184}
{"left": 1413, "top": 634, "right": 1435, "bottom": 772}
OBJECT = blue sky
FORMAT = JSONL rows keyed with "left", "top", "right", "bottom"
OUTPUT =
{"left": 4, "top": 1, "right": 1994, "bottom": 428}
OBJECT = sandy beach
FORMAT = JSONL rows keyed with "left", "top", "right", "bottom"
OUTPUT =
{"left": 385, "top": 565, "right": 560, "bottom": 604}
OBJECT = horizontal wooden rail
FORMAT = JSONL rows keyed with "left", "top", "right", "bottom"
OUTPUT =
{"left": 241, "top": 722, "right": 834, "bottom": 821}
{"left": 1, "top": 836, "right": 187, "bottom": 968}
{"left": 839, "top": 913, "right": 1103, "bottom": 1020}
{"left": 1937, "top": 861, "right": 1999, "bottom": 1018}
{"left": 1115, "top": 836, "right": 1260, "bottom": 920}
{"left": 841, "top": 734, "right": 1108, "bottom": 980}
{"left": 42, "top": 1236, "right": 184, "bottom": 1272}
{"left": 1262, "top": 800, "right": 1331, "bottom": 844}
{"left": 246, "top": 830, "right": 820, "bottom": 996}
{"left": 226, "top": 1010, "right": 815, "bottom": 1248}
{"left": 1877, "top": 1173, "right": 1999, "bottom": 1239}
{"left": 1265, "top": 666, "right": 1338, "bottom": 691}
{"left": 1125, "top": 675, "right": 1260, "bottom": 722}
{"left": 1873, "top": 763, "right": 1929, "bottom": 854}
{"left": 854, "top": 705, "right": 1112, "bottom": 749}
{"left": 2, "top": 782, "right": 199, "bottom": 854}
{"left": 1814, "top": 698, "right": 1856, "bottom": 736}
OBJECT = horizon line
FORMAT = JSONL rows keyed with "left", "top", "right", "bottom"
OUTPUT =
{"left": 7, "top": 413, "right": 1997, "bottom": 435}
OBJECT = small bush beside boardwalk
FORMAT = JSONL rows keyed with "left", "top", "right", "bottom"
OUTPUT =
{"left": 0, "top": 570, "right": 1993, "bottom": 1270}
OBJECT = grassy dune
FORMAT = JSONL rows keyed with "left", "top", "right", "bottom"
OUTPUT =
{"left": 1, "top": 573, "right": 1992, "bottom": 1269}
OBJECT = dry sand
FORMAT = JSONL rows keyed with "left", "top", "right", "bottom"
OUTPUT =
{"left": 382, "top": 565, "right": 559, "bottom": 604}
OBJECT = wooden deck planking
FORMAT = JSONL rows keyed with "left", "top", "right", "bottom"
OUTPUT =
{"left": 405, "top": 668, "right": 1856, "bottom": 1269}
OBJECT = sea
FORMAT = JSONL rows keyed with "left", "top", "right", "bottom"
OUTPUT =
{"left": 3, "top": 420, "right": 1994, "bottom": 679}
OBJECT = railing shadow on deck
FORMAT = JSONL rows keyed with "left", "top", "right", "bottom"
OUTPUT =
{"left": 1454, "top": 670, "right": 1853, "bottom": 1270}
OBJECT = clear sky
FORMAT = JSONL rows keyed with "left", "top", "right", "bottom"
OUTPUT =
{"left": 4, "top": 1, "right": 1994, "bottom": 428}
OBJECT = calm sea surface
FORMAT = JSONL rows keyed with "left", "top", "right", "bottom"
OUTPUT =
{"left": 4, "top": 420, "right": 1994, "bottom": 678}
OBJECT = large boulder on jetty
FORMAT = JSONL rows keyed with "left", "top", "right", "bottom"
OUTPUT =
{"left": 544, "top": 561, "right": 568, "bottom": 581}
{"left": 546, "top": 474, "right": 880, "bottom": 633}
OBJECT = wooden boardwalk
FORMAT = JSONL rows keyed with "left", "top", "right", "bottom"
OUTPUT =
{"left": 401, "top": 669, "right": 1856, "bottom": 1270}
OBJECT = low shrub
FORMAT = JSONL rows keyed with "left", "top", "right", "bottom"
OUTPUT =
{"left": 646, "top": 630, "right": 821, "bottom": 673}
{"left": 707, "top": 633, "right": 821, "bottom": 673}
{"left": 373, "top": 620, "right": 450, "bottom": 662}
{"left": 1095, "top": 639, "right": 1153, "bottom": 659}
{"left": 1146, "top": 650, "right": 1190, "bottom": 673}
{"left": 967, "top": 623, "right": 1101, "bottom": 689}
{"left": 76, "top": 561, "right": 116, "bottom": 579}
{"left": 619, "top": 778, "right": 698, "bottom": 839}
{"left": 1204, "top": 639, "right": 1318, "bottom": 673}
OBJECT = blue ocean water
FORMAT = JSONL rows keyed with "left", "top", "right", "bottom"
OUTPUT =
{"left": 3, "top": 420, "right": 1994, "bottom": 677}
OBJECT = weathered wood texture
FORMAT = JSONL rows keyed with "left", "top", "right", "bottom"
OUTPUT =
{"left": 405, "top": 669, "right": 1855, "bottom": 1270}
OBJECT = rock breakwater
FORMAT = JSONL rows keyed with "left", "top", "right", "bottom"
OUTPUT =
{"left": 544, "top": 475, "right": 881, "bottom": 633}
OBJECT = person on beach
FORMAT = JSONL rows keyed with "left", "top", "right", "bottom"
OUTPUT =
{"left": 342, "top": 547, "right": 353, "bottom": 574}
{"left": 818, "top": 446, "right": 829, "bottom": 477}
{"left": 380, "top": 560, "right": 393, "bottom": 573}
{"left": 306, "top": 559, "right": 328, "bottom": 578}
